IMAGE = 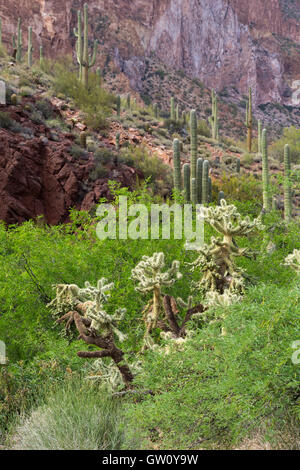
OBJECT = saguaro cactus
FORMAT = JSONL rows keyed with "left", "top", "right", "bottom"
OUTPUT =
{"left": 0, "top": 19, "right": 2, "bottom": 48}
{"left": 173, "top": 138, "right": 181, "bottom": 192}
{"left": 153, "top": 103, "right": 158, "bottom": 119}
{"left": 75, "top": 4, "right": 97, "bottom": 87}
{"left": 196, "top": 158, "right": 203, "bottom": 204}
{"left": 96, "top": 67, "right": 101, "bottom": 87}
{"left": 27, "top": 26, "right": 33, "bottom": 67}
{"left": 190, "top": 110, "right": 198, "bottom": 181}
{"left": 209, "top": 90, "right": 218, "bottom": 141}
{"left": 80, "top": 131, "right": 87, "bottom": 149}
{"left": 246, "top": 87, "right": 253, "bottom": 152}
{"left": 116, "top": 95, "right": 121, "bottom": 117}
{"left": 202, "top": 160, "right": 210, "bottom": 205}
{"left": 127, "top": 93, "right": 131, "bottom": 110}
{"left": 14, "top": 18, "right": 22, "bottom": 63}
{"left": 236, "top": 157, "right": 240, "bottom": 174}
{"left": 257, "top": 120, "right": 262, "bottom": 154}
{"left": 191, "top": 178, "right": 197, "bottom": 205}
{"left": 183, "top": 163, "right": 191, "bottom": 202}
{"left": 170, "top": 97, "right": 175, "bottom": 120}
{"left": 39, "top": 45, "right": 44, "bottom": 68}
{"left": 74, "top": 10, "right": 83, "bottom": 80}
{"left": 176, "top": 104, "right": 179, "bottom": 121}
{"left": 262, "top": 129, "right": 271, "bottom": 211}
{"left": 284, "top": 144, "right": 292, "bottom": 223}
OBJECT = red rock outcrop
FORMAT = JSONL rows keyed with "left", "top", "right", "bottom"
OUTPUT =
{"left": 0, "top": 0, "right": 299, "bottom": 106}
{"left": 0, "top": 101, "right": 142, "bottom": 225}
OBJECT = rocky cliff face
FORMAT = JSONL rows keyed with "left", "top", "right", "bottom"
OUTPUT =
{"left": 0, "top": 0, "right": 299, "bottom": 107}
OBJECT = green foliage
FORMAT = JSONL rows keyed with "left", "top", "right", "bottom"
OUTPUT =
{"left": 270, "top": 127, "right": 300, "bottom": 163}
{"left": 120, "top": 145, "right": 173, "bottom": 194}
{"left": 218, "top": 173, "right": 262, "bottom": 204}
{"left": 52, "top": 57, "right": 114, "bottom": 130}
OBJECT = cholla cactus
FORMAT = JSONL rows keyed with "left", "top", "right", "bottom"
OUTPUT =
{"left": 205, "top": 289, "right": 242, "bottom": 307}
{"left": 131, "top": 253, "right": 182, "bottom": 349}
{"left": 284, "top": 250, "right": 300, "bottom": 274}
{"left": 48, "top": 279, "right": 133, "bottom": 388}
{"left": 191, "top": 200, "right": 264, "bottom": 294}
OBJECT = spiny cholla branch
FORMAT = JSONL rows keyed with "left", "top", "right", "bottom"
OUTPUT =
{"left": 48, "top": 279, "right": 133, "bottom": 388}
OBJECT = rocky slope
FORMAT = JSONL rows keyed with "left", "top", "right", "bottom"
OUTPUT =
{"left": 0, "top": 0, "right": 299, "bottom": 108}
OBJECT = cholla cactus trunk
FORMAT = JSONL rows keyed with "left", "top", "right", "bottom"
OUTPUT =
{"left": 27, "top": 26, "right": 33, "bottom": 68}
{"left": 190, "top": 110, "right": 198, "bottom": 181}
{"left": 16, "top": 18, "right": 22, "bottom": 63}
{"left": 116, "top": 95, "right": 121, "bottom": 117}
{"left": 173, "top": 138, "right": 181, "bottom": 191}
{"left": 196, "top": 158, "right": 203, "bottom": 204}
{"left": 170, "top": 97, "right": 175, "bottom": 120}
{"left": 191, "top": 178, "right": 197, "bottom": 205}
{"left": 218, "top": 191, "right": 225, "bottom": 205}
{"left": 183, "top": 163, "right": 190, "bottom": 202}
{"left": 246, "top": 87, "right": 253, "bottom": 152}
{"left": 236, "top": 157, "right": 240, "bottom": 174}
{"left": 79, "top": 3, "right": 97, "bottom": 88}
{"left": 262, "top": 129, "right": 271, "bottom": 211}
{"left": 202, "top": 160, "right": 209, "bottom": 205}
{"left": 284, "top": 144, "right": 292, "bottom": 222}
{"left": 257, "top": 120, "right": 262, "bottom": 154}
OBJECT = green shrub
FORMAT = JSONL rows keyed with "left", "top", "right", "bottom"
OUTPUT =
{"left": 0, "top": 111, "right": 14, "bottom": 130}
{"left": 52, "top": 57, "right": 114, "bottom": 131}
{"left": 218, "top": 173, "right": 262, "bottom": 203}
{"left": 198, "top": 119, "right": 210, "bottom": 138}
{"left": 270, "top": 127, "right": 300, "bottom": 163}
{"left": 120, "top": 145, "right": 173, "bottom": 193}
{"left": 35, "top": 100, "right": 54, "bottom": 120}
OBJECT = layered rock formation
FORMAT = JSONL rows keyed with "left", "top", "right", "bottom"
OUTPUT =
{"left": 0, "top": 0, "right": 299, "bottom": 106}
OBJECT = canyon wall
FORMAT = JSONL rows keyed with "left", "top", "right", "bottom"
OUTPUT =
{"left": 0, "top": 0, "right": 299, "bottom": 106}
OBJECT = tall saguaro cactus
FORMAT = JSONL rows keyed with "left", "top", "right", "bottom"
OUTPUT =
{"left": 202, "top": 160, "right": 210, "bottom": 205}
{"left": 183, "top": 163, "right": 191, "bottom": 202}
{"left": 173, "top": 138, "right": 182, "bottom": 192}
{"left": 246, "top": 87, "right": 253, "bottom": 152}
{"left": 14, "top": 18, "right": 22, "bottom": 63}
{"left": 209, "top": 90, "right": 218, "bottom": 141}
{"left": 257, "top": 120, "right": 262, "bottom": 154}
{"left": 190, "top": 109, "right": 198, "bottom": 181}
{"left": 284, "top": 144, "right": 292, "bottom": 223}
{"left": 74, "top": 10, "right": 83, "bottom": 80}
{"left": 75, "top": 3, "right": 97, "bottom": 87}
{"left": 39, "top": 45, "right": 44, "bottom": 68}
{"left": 261, "top": 129, "right": 271, "bottom": 211}
{"left": 170, "top": 97, "right": 175, "bottom": 120}
{"left": 27, "top": 26, "right": 33, "bottom": 67}
{"left": 0, "top": 19, "right": 2, "bottom": 48}
{"left": 196, "top": 158, "right": 203, "bottom": 204}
